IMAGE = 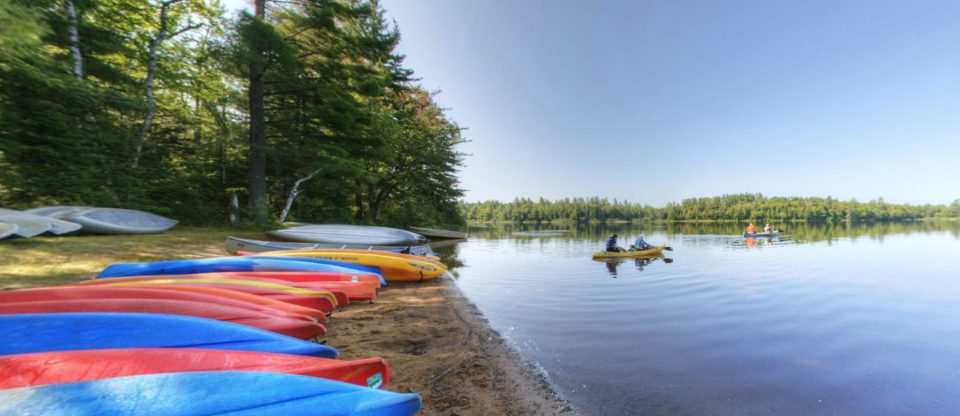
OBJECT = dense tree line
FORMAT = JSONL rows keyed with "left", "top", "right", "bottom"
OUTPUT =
{"left": 0, "top": 0, "right": 466, "bottom": 226}
{"left": 460, "top": 194, "right": 960, "bottom": 223}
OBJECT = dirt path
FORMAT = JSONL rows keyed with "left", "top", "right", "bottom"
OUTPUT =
{"left": 326, "top": 277, "right": 576, "bottom": 415}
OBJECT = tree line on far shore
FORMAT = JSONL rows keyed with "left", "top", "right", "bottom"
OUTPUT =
{"left": 0, "top": 0, "right": 466, "bottom": 227}
{"left": 460, "top": 194, "right": 960, "bottom": 223}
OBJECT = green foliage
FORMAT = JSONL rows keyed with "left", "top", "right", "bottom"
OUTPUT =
{"left": 460, "top": 194, "right": 959, "bottom": 223}
{"left": 0, "top": 0, "right": 466, "bottom": 227}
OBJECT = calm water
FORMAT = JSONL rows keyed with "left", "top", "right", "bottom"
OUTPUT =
{"left": 436, "top": 222, "right": 960, "bottom": 415}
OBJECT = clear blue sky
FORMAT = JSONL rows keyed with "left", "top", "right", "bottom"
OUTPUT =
{"left": 225, "top": 0, "right": 960, "bottom": 206}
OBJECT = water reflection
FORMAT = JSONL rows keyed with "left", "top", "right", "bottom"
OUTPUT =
{"left": 594, "top": 254, "right": 670, "bottom": 277}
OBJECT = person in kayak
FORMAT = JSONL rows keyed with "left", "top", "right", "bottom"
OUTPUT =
{"left": 633, "top": 234, "right": 653, "bottom": 251}
{"left": 764, "top": 224, "right": 773, "bottom": 233}
{"left": 606, "top": 234, "right": 622, "bottom": 253}
{"left": 745, "top": 224, "right": 756, "bottom": 234}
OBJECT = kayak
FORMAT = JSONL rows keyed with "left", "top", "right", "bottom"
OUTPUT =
{"left": 81, "top": 277, "right": 341, "bottom": 307}
{"left": 96, "top": 257, "right": 383, "bottom": 280}
{"left": 0, "top": 299, "right": 326, "bottom": 340}
{"left": 743, "top": 231, "right": 779, "bottom": 237}
{"left": 95, "top": 284, "right": 325, "bottom": 319}
{"left": 0, "top": 222, "right": 18, "bottom": 240}
{"left": 0, "top": 371, "right": 421, "bottom": 416}
{"left": 0, "top": 349, "right": 388, "bottom": 390}
{"left": 0, "top": 313, "right": 338, "bottom": 358}
{"left": 0, "top": 286, "right": 317, "bottom": 322}
{"left": 247, "top": 251, "right": 445, "bottom": 282}
{"left": 224, "top": 236, "right": 435, "bottom": 257}
{"left": 87, "top": 273, "right": 377, "bottom": 302}
{"left": 103, "top": 283, "right": 335, "bottom": 313}
{"left": 240, "top": 248, "right": 443, "bottom": 267}
{"left": 209, "top": 271, "right": 384, "bottom": 289}
{"left": 592, "top": 244, "right": 666, "bottom": 258}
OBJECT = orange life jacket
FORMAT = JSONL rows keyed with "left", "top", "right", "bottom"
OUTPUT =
{"left": 746, "top": 225, "right": 756, "bottom": 233}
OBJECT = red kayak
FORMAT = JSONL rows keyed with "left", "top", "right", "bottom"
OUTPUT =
{"left": 84, "top": 275, "right": 350, "bottom": 309}
{"left": 213, "top": 270, "right": 383, "bottom": 289}
{"left": 0, "top": 299, "right": 326, "bottom": 339}
{"left": 0, "top": 348, "right": 388, "bottom": 390}
{"left": 83, "top": 281, "right": 336, "bottom": 313}
{"left": 0, "top": 287, "right": 315, "bottom": 322}
{"left": 104, "top": 284, "right": 326, "bottom": 320}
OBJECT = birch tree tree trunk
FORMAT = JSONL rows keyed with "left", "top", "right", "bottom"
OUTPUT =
{"left": 64, "top": 0, "right": 83, "bottom": 80}
{"left": 278, "top": 168, "right": 322, "bottom": 224}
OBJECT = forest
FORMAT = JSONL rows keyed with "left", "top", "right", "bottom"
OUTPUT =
{"left": 0, "top": 0, "right": 466, "bottom": 226}
{"left": 460, "top": 194, "right": 960, "bottom": 224}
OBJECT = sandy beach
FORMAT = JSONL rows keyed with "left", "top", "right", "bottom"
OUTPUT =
{"left": 328, "top": 277, "right": 576, "bottom": 415}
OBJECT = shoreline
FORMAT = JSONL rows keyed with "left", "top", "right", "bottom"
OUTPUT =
{"left": 327, "top": 276, "right": 576, "bottom": 415}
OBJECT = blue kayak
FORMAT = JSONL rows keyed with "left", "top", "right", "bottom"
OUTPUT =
{"left": 0, "top": 371, "right": 421, "bottom": 416}
{"left": 0, "top": 313, "right": 337, "bottom": 358}
{"left": 97, "top": 257, "right": 383, "bottom": 281}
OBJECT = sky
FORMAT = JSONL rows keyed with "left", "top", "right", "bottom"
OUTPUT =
{"left": 223, "top": 0, "right": 960, "bottom": 206}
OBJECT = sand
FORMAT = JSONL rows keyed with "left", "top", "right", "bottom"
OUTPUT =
{"left": 326, "top": 277, "right": 576, "bottom": 415}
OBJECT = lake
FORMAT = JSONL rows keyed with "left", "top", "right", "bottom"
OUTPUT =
{"left": 436, "top": 222, "right": 960, "bottom": 415}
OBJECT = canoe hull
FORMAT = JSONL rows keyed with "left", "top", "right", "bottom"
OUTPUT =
{"left": 592, "top": 245, "right": 666, "bottom": 258}
{"left": 743, "top": 231, "right": 779, "bottom": 237}
{"left": 225, "top": 236, "right": 434, "bottom": 256}
{"left": 268, "top": 224, "right": 427, "bottom": 246}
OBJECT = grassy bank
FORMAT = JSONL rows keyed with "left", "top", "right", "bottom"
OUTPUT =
{"left": 0, "top": 227, "right": 256, "bottom": 289}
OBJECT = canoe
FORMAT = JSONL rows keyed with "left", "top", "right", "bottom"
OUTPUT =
{"left": 0, "top": 371, "right": 421, "bottom": 416}
{"left": 0, "top": 222, "right": 18, "bottom": 240}
{"left": 0, "top": 313, "right": 338, "bottom": 357}
{"left": 95, "top": 284, "right": 325, "bottom": 319}
{"left": 0, "top": 349, "right": 389, "bottom": 390}
{"left": 63, "top": 207, "right": 178, "bottom": 234}
{"left": 238, "top": 247, "right": 442, "bottom": 264}
{"left": 410, "top": 226, "right": 467, "bottom": 239}
{"left": 0, "top": 209, "right": 53, "bottom": 237}
{"left": 248, "top": 251, "right": 446, "bottom": 282}
{"left": 268, "top": 224, "right": 427, "bottom": 246}
{"left": 592, "top": 244, "right": 666, "bottom": 258}
{"left": 82, "top": 277, "right": 341, "bottom": 307}
{"left": 743, "top": 231, "right": 779, "bottom": 237}
{"left": 97, "top": 257, "right": 383, "bottom": 281}
{"left": 103, "top": 283, "right": 335, "bottom": 313}
{"left": 0, "top": 286, "right": 318, "bottom": 322}
{"left": 0, "top": 299, "right": 325, "bottom": 339}
{"left": 22, "top": 206, "right": 89, "bottom": 218}
{"left": 225, "top": 236, "right": 435, "bottom": 256}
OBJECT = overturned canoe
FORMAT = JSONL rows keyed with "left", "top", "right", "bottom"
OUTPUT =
{"left": 0, "top": 349, "right": 389, "bottom": 390}
{"left": 0, "top": 371, "right": 421, "bottom": 416}
{"left": 268, "top": 224, "right": 427, "bottom": 246}
{"left": 0, "top": 209, "right": 60, "bottom": 237}
{"left": 0, "top": 313, "right": 338, "bottom": 357}
{"left": 409, "top": 226, "right": 467, "bottom": 239}
{"left": 62, "top": 207, "right": 178, "bottom": 234}
{"left": 592, "top": 244, "right": 666, "bottom": 258}
{"left": 0, "top": 222, "right": 18, "bottom": 240}
{"left": 225, "top": 236, "right": 434, "bottom": 256}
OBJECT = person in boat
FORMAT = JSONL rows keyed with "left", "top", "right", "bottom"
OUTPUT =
{"left": 745, "top": 223, "right": 756, "bottom": 234}
{"left": 606, "top": 234, "right": 622, "bottom": 253}
{"left": 764, "top": 224, "right": 773, "bottom": 233}
{"left": 633, "top": 234, "right": 653, "bottom": 251}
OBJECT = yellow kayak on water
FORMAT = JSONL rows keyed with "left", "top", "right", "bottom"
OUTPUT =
{"left": 592, "top": 245, "right": 665, "bottom": 259}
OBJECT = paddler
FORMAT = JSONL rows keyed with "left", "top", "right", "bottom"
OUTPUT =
{"left": 606, "top": 234, "right": 622, "bottom": 253}
{"left": 745, "top": 223, "right": 756, "bottom": 234}
{"left": 764, "top": 224, "right": 773, "bottom": 233}
{"left": 634, "top": 234, "right": 652, "bottom": 251}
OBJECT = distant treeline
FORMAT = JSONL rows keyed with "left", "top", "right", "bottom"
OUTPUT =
{"left": 460, "top": 194, "right": 960, "bottom": 223}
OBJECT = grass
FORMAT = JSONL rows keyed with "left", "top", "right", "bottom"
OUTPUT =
{"left": 0, "top": 227, "right": 262, "bottom": 289}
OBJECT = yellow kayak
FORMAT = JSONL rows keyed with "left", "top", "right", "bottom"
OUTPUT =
{"left": 84, "top": 278, "right": 339, "bottom": 306}
{"left": 592, "top": 245, "right": 665, "bottom": 259}
{"left": 252, "top": 250, "right": 446, "bottom": 282}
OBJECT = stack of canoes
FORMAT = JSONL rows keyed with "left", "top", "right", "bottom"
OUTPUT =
{"left": 0, "top": 206, "right": 177, "bottom": 239}
{"left": 0, "top": 248, "right": 448, "bottom": 415}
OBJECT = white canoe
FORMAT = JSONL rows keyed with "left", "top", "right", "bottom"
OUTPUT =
{"left": 743, "top": 231, "right": 779, "bottom": 237}
{"left": 0, "top": 222, "right": 19, "bottom": 240}
{"left": 0, "top": 208, "right": 81, "bottom": 236}
{"left": 62, "top": 208, "right": 177, "bottom": 234}
{"left": 224, "top": 236, "right": 433, "bottom": 255}
{"left": 267, "top": 224, "right": 427, "bottom": 246}
{"left": 409, "top": 227, "right": 467, "bottom": 239}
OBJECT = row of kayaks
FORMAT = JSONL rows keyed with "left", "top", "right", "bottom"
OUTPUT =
{"left": 0, "top": 206, "right": 177, "bottom": 239}
{"left": 0, "top": 244, "right": 449, "bottom": 415}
